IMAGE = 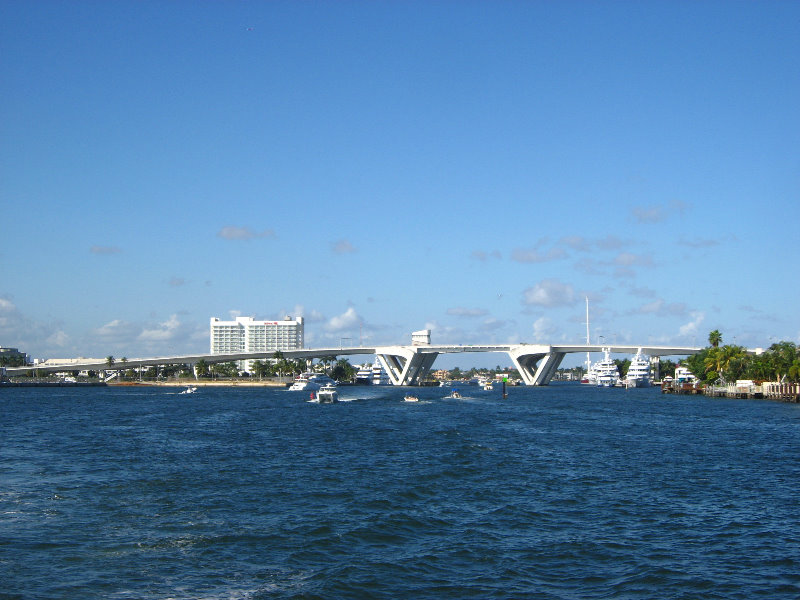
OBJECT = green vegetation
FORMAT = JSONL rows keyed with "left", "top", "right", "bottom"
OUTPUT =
{"left": 684, "top": 333, "right": 800, "bottom": 384}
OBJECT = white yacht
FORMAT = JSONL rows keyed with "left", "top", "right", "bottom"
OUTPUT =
{"left": 625, "top": 349, "right": 652, "bottom": 388}
{"left": 354, "top": 361, "right": 391, "bottom": 385}
{"left": 289, "top": 372, "right": 336, "bottom": 391}
{"left": 371, "top": 361, "right": 391, "bottom": 385}
{"left": 594, "top": 348, "right": 620, "bottom": 387}
{"left": 581, "top": 363, "right": 598, "bottom": 385}
{"left": 674, "top": 366, "right": 697, "bottom": 384}
{"left": 355, "top": 363, "right": 373, "bottom": 385}
{"left": 316, "top": 383, "right": 339, "bottom": 403}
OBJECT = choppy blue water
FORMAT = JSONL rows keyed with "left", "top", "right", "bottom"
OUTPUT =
{"left": 2, "top": 384, "right": 800, "bottom": 599}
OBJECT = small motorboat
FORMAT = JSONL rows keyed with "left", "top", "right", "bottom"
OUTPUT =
{"left": 403, "top": 394, "right": 419, "bottom": 402}
{"left": 444, "top": 389, "right": 462, "bottom": 399}
{"left": 317, "top": 383, "right": 339, "bottom": 403}
{"left": 179, "top": 386, "right": 198, "bottom": 394}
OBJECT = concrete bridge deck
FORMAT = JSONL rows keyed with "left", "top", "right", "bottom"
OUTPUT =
{"left": 4, "top": 343, "right": 709, "bottom": 386}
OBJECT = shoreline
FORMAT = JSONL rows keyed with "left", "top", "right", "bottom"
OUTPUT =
{"left": 109, "top": 380, "right": 290, "bottom": 388}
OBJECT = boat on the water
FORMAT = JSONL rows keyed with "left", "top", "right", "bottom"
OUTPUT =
{"left": 625, "top": 349, "right": 652, "bottom": 388}
{"left": 674, "top": 366, "right": 697, "bottom": 384}
{"left": 289, "top": 372, "right": 336, "bottom": 391}
{"left": 403, "top": 394, "right": 419, "bottom": 402}
{"left": 354, "top": 361, "right": 391, "bottom": 385}
{"left": 594, "top": 348, "right": 620, "bottom": 387}
{"left": 317, "top": 383, "right": 339, "bottom": 403}
{"left": 444, "top": 389, "right": 462, "bottom": 399}
{"left": 179, "top": 386, "right": 198, "bottom": 394}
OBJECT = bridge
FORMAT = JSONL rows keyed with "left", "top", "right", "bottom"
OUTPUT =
{"left": 4, "top": 343, "right": 707, "bottom": 386}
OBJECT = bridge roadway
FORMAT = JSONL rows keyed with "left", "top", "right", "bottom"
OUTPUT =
{"left": 6, "top": 343, "right": 706, "bottom": 386}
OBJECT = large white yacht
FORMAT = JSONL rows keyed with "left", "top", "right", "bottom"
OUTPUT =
{"left": 355, "top": 363, "right": 373, "bottom": 385}
{"left": 355, "top": 361, "right": 390, "bottom": 385}
{"left": 289, "top": 372, "right": 337, "bottom": 391}
{"left": 594, "top": 348, "right": 620, "bottom": 387}
{"left": 625, "top": 349, "right": 652, "bottom": 388}
{"left": 674, "top": 366, "right": 697, "bottom": 384}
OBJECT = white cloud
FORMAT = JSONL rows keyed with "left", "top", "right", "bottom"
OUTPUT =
{"left": 532, "top": 317, "right": 556, "bottom": 341}
{"left": 0, "top": 296, "right": 74, "bottom": 357}
{"left": 46, "top": 330, "right": 70, "bottom": 347}
{"left": 523, "top": 279, "right": 576, "bottom": 307}
{"left": 325, "top": 307, "right": 361, "bottom": 332}
{"left": 614, "top": 252, "right": 653, "bottom": 267}
{"left": 291, "top": 304, "right": 325, "bottom": 323}
{"left": 511, "top": 246, "right": 567, "bottom": 264}
{"left": 559, "top": 236, "right": 590, "bottom": 252}
{"left": 138, "top": 314, "right": 181, "bottom": 342}
{"left": 630, "top": 299, "right": 688, "bottom": 317}
{"left": 93, "top": 319, "right": 139, "bottom": 341}
{"left": 679, "top": 311, "right": 705, "bottom": 337}
{"left": 217, "top": 226, "right": 275, "bottom": 240}
{"left": 632, "top": 200, "right": 688, "bottom": 224}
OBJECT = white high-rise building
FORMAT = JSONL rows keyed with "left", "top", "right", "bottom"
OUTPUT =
{"left": 210, "top": 316, "right": 304, "bottom": 372}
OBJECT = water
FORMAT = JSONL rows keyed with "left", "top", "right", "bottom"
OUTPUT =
{"left": 2, "top": 384, "right": 800, "bottom": 599}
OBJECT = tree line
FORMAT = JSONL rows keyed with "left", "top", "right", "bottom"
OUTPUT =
{"left": 684, "top": 330, "right": 800, "bottom": 384}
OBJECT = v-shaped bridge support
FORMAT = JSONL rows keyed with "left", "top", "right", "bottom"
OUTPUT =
{"left": 376, "top": 346, "right": 439, "bottom": 386}
{"left": 507, "top": 346, "right": 565, "bottom": 386}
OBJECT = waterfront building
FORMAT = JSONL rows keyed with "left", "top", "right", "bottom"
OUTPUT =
{"left": 0, "top": 347, "right": 28, "bottom": 366}
{"left": 209, "top": 316, "right": 304, "bottom": 373}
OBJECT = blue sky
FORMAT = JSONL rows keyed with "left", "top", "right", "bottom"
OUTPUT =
{"left": 2, "top": 1, "right": 798, "bottom": 368}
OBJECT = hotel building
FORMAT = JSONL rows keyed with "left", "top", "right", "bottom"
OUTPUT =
{"left": 209, "top": 315, "right": 304, "bottom": 372}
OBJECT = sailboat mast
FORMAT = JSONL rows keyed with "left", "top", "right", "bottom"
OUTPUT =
{"left": 585, "top": 296, "right": 591, "bottom": 370}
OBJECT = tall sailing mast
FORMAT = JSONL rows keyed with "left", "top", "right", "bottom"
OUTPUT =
{"left": 585, "top": 296, "right": 591, "bottom": 373}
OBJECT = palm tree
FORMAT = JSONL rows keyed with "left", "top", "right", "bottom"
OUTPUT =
{"left": 106, "top": 356, "right": 115, "bottom": 367}
{"left": 708, "top": 330, "right": 722, "bottom": 348}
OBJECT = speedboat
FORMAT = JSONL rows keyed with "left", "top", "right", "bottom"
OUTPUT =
{"left": 289, "top": 372, "right": 336, "bottom": 391}
{"left": 179, "top": 386, "right": 198, "bottom": 394}
{"left": 444, "top": 389, "right": 462, "bottom": 399}
{"left": 625, "top": 349, "right": 652, "bottom": 388}
{"left": 403, "top": 394, "right": 419, "bottom": 402}
{"left": 317, "top": 383, "right": 339, "bottom": 403}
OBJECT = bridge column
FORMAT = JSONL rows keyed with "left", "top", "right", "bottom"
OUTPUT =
{"left": 507, "top": 345, "right": 563, "bottom": 386}
{"left": 533, "top": 352, "right": 566, "bottom": 385}
{"left": 376, "top": 346, "right": 439, "bottom": 386}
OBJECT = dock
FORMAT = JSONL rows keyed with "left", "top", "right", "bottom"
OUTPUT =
{"left": 663, "top": 380, "right": 800, "bottom": 402}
